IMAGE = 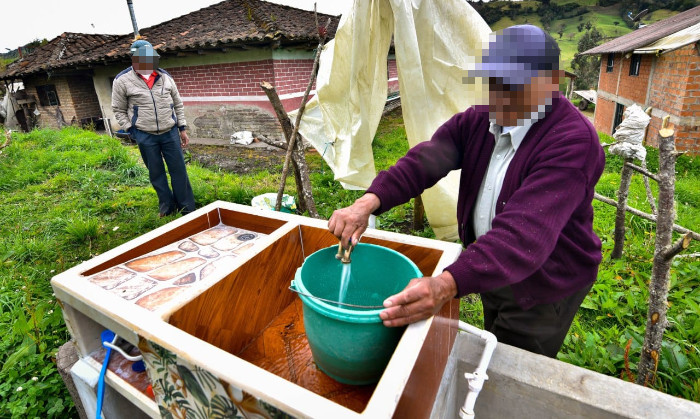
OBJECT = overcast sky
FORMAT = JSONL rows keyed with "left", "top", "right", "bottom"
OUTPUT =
{"left": 0, "top": 0, "right": 352, "bottom": 52}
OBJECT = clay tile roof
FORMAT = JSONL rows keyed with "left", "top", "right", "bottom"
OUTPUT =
{"left": 0, "top": 33, "right": 124, "bottom": 78}
{"left": 581, "top": 5, "right": 700, "bottom": 55}
{"left": 0, "top": 0, "right": 340, "bottom": 80}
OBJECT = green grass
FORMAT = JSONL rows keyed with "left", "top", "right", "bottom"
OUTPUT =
{"left": 1, "top": 122, "right": 699, "bottom": 415}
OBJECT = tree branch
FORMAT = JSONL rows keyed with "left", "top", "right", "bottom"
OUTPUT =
{"left": 274, "top": 13, "right": 331, "bottom": 213}
{"left": 625, "top": 161, "right": 659, "bottom": 182}
{"left": 661, "top": 233, "right": 692, "bottom": 261}
{"left": 255, "top": 134, "right": 286, "bottom": 150}
{"left": 594, "top": 193, "right": 700, "bottom": 241}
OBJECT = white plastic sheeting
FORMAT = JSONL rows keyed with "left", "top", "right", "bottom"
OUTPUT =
{"left": 610, "top": 104, "right": 650, "bottom": 161}
{"left": 291, "top": 0, "right": 490, "bottom": 240}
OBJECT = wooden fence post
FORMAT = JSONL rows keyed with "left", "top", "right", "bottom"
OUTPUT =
{"left": 636, "top": 117, "right": 692, "bottom": 386}
{"left": 611, "top": 158, "right": 634, "bottom": 259}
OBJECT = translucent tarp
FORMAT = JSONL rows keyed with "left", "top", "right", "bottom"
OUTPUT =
{"left": 291, "top": 0, "right": 490, "bottom": 240}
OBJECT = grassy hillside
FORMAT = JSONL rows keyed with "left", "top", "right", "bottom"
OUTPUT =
{"left": 480, "top": 1, "right": 681, "bottom": 71}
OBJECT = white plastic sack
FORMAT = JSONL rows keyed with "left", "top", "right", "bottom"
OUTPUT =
{"left": 230, "top": 130, "right": 254, "bottom": 145}
{"left": 292, "top": 0, "right": 490, "bottom": 240}
{"left": 610, "top": 104, "right": 650, "bottom": 161}
{"left": 251, "top": 193, "right": 296, "bottom": 213}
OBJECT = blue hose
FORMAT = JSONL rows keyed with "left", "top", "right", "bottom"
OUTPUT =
{"left": 96, "top": 330, "right": 116, "bottom": 419}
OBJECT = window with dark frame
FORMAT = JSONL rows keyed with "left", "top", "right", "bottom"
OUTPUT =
{"left": 36, "top": 85, "right": 60, "bottom": 107}
{"left": 613, "top": 103, "right": 625, "bottom": 132}
{"left": 629, "top": 54, "right": 642, "bottom": 76}
{"left": 606, "top": 53, "right": 614, "bottom": 73}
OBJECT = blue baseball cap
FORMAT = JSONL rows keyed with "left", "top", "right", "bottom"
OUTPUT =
{"left": 469, "top": 25, "right": 560, "bottom": 86}
{"left": 130, "top": 40, "right": 155, "bottom": 55}
{"left": 132, "top": 44, "right": 160, "bottom": 58}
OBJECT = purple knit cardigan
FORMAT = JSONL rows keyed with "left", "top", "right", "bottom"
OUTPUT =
{"left": 367, "top": 94, "right": 605, "bottom": 309}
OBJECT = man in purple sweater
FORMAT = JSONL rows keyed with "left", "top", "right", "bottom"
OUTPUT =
{"left": 328, "top": 25, "right": 605, "bottom": 357}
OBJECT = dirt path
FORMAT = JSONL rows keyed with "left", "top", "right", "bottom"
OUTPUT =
{"left": 187, "top": 140, "right": 286, "bottom": 174}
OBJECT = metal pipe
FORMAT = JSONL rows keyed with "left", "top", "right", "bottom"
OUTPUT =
{"left": 458, "top": 321, "right": 497, "bottom": 418}
{"left": 126, "top": 0, "right": 139, "bottom": 37}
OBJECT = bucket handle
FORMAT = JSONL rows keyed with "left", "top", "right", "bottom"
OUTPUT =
{"left": 288, "top": 285, "right": 384, "bottom": 309}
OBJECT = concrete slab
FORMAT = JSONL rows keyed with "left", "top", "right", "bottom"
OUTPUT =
{"left": 432, "top": 332, "right": 700, "bottom": 418}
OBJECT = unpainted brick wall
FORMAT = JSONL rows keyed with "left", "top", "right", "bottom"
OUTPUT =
{"left": 648, "top": 45, "right": 700, "bottom": 154}
{"left": 67, "top": 76, "right": 102, "bottom": 122}
{"left": 617, "top": 54, "right": 652, "bottom": 104}
{"left": 598, "top": 54, "right": 619, "bottom": 94}
{"left": 593, "top": 96, "right": 615, "bottom": 136}
{"left": 24, "top": 75, "right": 72, "bottom": 129}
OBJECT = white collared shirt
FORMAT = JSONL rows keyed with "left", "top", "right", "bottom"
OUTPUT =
{"left": 472, "top": 121, "right": 534, "bottom": 239}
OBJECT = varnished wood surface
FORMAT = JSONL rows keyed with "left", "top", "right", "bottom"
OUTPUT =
{"left": 393, "top": 298, "right": 458, "bottom": 418}
{"left": 238, "top": 298, "right": 375, "bottom": 413}
{"left": 219, "top": 208, "right": 287, "bottom": 235}
{"left": 168, "top": 228, "right": 304, "bottom": 355}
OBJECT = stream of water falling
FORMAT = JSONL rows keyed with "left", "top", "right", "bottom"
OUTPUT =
{"left": 338, "top": 263, "right": 352, "bottom": 306}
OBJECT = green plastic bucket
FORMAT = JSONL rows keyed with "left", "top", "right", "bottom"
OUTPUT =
{"left": 291, "top": 243, "right": 422, "bottom": 385}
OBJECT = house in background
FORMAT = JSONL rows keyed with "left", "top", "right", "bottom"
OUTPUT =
{"left": 581, "top": 5, "right": 700, "bottom": 154}
{"left": 0, "top": 0, "right": 402, "bottom": 140}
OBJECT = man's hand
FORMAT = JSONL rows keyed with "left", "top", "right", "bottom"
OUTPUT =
{"left": 180, "top": 130, "right": 190, "bottom": 148}
{"left": 380, "top": 271, "right": 458, "bottom": 327}
{"left": 328, "top": 193, "right": 380, "bottom": 246}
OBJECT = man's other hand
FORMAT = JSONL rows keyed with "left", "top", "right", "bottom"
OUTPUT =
{"left": 380, "top": 271, "right": 458, "bottom": 327}
{"left": 180, "top": 130, "right": 190, "bottom": 148}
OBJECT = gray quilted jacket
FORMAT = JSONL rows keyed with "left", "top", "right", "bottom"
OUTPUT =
{"left": 111, "top": 67, "right": 186, "bottom": 134}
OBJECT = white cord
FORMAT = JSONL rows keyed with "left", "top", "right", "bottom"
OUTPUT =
{"left": 103, "top": 334, "right": 143, "bottom": 362}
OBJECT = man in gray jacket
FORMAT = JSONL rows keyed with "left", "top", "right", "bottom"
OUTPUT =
{"left": 112, "top": 40, "right": 195, "bottom": 217}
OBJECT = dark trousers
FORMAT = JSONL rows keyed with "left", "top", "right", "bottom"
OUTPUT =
{"left": 481, "top": 284, "right": 592, "bottom": 358}
{"left": 132, "top": 127, "right": 195, "bottom": 216}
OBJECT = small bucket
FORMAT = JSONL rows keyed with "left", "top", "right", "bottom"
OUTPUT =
{"left": 291, "top": 243, "right": 422, "bottom": 385}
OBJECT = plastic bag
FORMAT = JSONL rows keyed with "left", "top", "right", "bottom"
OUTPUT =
{"left": 251, "top": 193, "right": 296, "bottom": 213}
{"left": 610, "top": 104, "right": 650, "bottom": 161}
{"left": 230, "top": 130, "right": 254, "bottom": 145}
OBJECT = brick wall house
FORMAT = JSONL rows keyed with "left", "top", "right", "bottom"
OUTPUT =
{"left": 582, "top": 6, "right": 700, "bottom": 154}
{"left": 0, "top": 1, "right": 348, "bottom": 140}
{"left": 1, "top": 1, "right": 402, "bottom": 140}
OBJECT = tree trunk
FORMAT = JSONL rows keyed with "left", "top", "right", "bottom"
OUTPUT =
{"left": 259, "top": 81, "right": 319, "bottom": 218}
{"left": 273, "top": 17, "right": 330, "bottom": 215}
{"left": 611, "top": 158, "right": 634, "bottom": 259}
{"left": 413, "top": 195, "right": 425, "bottom": 231}
{"left": 636, "top": 121, "right": 692, "bottom": 386}
{"left": 640, "top": 160, "right": 658, "bottom": 215}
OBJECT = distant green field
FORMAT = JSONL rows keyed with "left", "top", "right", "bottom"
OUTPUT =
{"left": 644, "top": 9, "right": 678, "bottom": 23}
{"left": 488, "top": 6, "right": 678, "bottom": 71}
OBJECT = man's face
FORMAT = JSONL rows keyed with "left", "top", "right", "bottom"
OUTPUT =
{"left": 488, "top": 70, "right": 562, "bottom": 126}
{"left": 132, "top": 55, "right": 159, "bottom": 72}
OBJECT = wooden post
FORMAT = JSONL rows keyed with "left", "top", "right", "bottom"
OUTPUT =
{"left": 260, "top": 82, "right": 318, "bottom": 218}
{"left": 636, "top": 117, "right": 692, "bottom": 386}
{"left": 273, "top": 14, "right": 330, "bottom": 215}
{"left": 413, "top": 195, "right": 425, "bottom": 231}
{"left": 611, "top": 158, "right": 634, "bottom": 259}
{"left": 640, "top": 107, "right": 657, "bottom": 215}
